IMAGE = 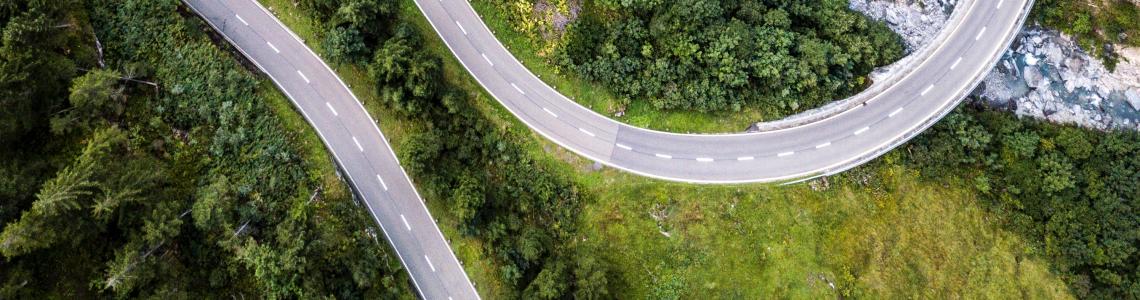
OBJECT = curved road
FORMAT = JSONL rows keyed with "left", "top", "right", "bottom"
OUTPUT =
{"left": 414, "top": 0, "right": 1034, "bottom": 183}
{"left": 188, "top": 0, "right": 1033, "bottom": 298}
{"left": 184, "top": 0, "right": 479, "bottom": 299}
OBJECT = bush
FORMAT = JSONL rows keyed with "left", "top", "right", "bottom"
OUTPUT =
{"left": 557, "top": 0, "right": 903, "bottom": 113}
{"left": 0, "top": 0, "right": 408, "bottom": 298}
{"left": 906, "top": 104, "right": 1140, "bottom": 299}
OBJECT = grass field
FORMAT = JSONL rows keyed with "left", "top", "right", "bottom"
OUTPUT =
{"left": 543, "top": 141, "right": 1072, "bottom": 298}
{"left": 252, "top": 0, "right": 1074, "bottom": 298}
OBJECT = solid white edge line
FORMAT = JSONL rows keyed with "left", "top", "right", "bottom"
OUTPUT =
{"left": 854, "top": 127, "right": 870, "bottom": 136}
{"left": 511, "top": 82, "right": 525, "bottom": 95}
{"left": 325, "top": 102, "right": 338, "bottom": 116}
{"left": 777, "top": 151, "right": 795, "bottom": 157}
{"left": 297, "top": 70, "right": 310, "bottom": 84}
{"left": 578, "top": 128, "right": 595, "bottom": 137}
{"left": 889, "top": 107, "right": 904, "bottom": 118}
{"left": 975, "top": 26, "right": 987, "bottom": 41}
{"left": 655, "top": 153, "right": 672, "bottom": 159}
{"left": 353, "top": 136, "right": 364, "bottom": 152}
{"left": 376, "top": 174, "right": 388, "bottom": 191}
{"left": 413, "top": 0, "right": 1006, "bottom": 147}
{"left": 696, "top": 157, "right": 714, "bottom": 162}
{"left": 920, "top": 84, "right": 934, "bottom": 96}
{"left": 815, "top": 142, "right": 831, "bottom": 149}
{"left": 400, "top": 214, "right": 411, "bottom": 231}
{"left": 737, "top": 156, "right": 755, "bottom": 161}
{"left": 183, "top": 2, "right": 445, "bottom": 298}
{"left": 615, "top": 143, "right": 632, "bottom": 151}
{"left": 230, "top": 1, "right": 481, "bottom": 298}
{"left": 950, "top": 57, "right": 962, "bottom": 70}
{"left": 817, "top": 0, "right": 1031, "bottom": 186}
{"left": 434, "top": 0, "right": 994, "bottom": 140}
{"left": 235, "top": 14, "right": 248, "bottom": 26}
{"left": 425, "top": 255, "right": 436, "bottom": 272}
{"left": 408, "top": 0, "right": 1026, "bottom": 185}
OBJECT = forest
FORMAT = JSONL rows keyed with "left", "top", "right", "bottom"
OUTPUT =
{"left": 276, "top": 0, "right": 1140, "bottom": 297}
{"left": 481, "top": 0, "right": 1140, "bottom": 297}
{"left": 1032, "top": 0, "right": 1140, "bottom": 69}
{"left": 556, "top": 0, "right": 904, "bottom": 113}
{"left": 1, "top": 0, "right": 408, "bottom": 298}
{"left": 298, "top": 0, "right": 614, "bottom": 297}
{"left": 4, "top": 0, "right": 1140, "bottom": 298}
{"left": 906, "top": 105, "right": 1140, "bottom": 299}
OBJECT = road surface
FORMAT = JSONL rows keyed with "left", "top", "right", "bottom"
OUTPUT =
{"left": 187, "top": 0, "right": 1034, "bottom": 297}
{"left": 184, "top": 0, "right": 479, "bottom": 299}
{"left": 413, "top": 0, "right": 1034, "bottom": 183}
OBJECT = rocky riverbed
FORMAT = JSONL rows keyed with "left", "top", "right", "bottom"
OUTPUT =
{"left": 851, "top": 0, "right": 1140, "bottom": 131}
{"left": 849, "top": 0, "right": 956, "bottom": 52}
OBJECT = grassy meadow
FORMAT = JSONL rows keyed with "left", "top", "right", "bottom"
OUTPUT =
{"left": 253, "top": 0, "right": 1074, "bottom": 298}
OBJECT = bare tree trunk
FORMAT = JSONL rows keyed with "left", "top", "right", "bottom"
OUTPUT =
{"left": 233, "top": 220, "right": 251, "bottom": 237}
{"left": 307, "top": 186, "right": 323, "bottom": 204}
{"left": 92, "top": 30, "right": 106, "bottom": 68}
{"left": 77, "top": 67, "right": 160, "bottom": 93}
{"left": 105, "top": 241, "right": 165, "bottom": 290}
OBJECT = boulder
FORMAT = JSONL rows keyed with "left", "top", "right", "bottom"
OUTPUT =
{"left": 1126, "top": 88, "right": 1140, "bottom": 111}
{"left": 1024, "top": 66, "right": 1044, "bottom": 88}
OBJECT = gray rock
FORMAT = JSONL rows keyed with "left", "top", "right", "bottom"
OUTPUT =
{"left": 1126, "top": 88, "right": 1140, "bottom": 111}
{"left": 853, "top": 0, "right": 1140, "bottom": 131}
{"left": 1025, "top": 54, "right": 1039, "bottom": 66}
{"left": 849, "top": 0, "right": 953, "bottom": 52}
{"left": 1024, "top": 66, "right": 1043, "bottom": 88}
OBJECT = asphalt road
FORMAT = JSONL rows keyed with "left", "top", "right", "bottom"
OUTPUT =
{"left": 183, "top": 0, "right": 479, "bottom": 299}
{"left": 414, "top": 0, "right": 1035, "bottom": 183}
{"left": 187, "top": 0, "right": 1032, "bottom": 297}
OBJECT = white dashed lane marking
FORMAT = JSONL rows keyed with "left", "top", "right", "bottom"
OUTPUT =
{"left": 950, "top": 57, "right": 962, "bottom": 70}
{"left": 975, "top": 27, "right": 987, "bottom": 41}
{"left": 854, "top": 126, "right": 870, "bottom": 136}
{"left": 376, "top": 174, "right": 389, "bottom": 191}
{"left": 578, "top": 128, "right": 595, "bottom": 137}
{"left": 400, "top": 214, "right": 411, "bottom": 231}
{"left": 696, "top": 157, "right": 714, "bottom": 163}
{"left": 920, "top": 84, "right": 934, "bottom": 96}
{"left": 511, "top": 82, "right": 525, "bottom": 95}
{"left": 816, "top": 142, "right": 832, "bottom": 149}
{"left": 737, "top": 156, "right": 755, "bottom": 161}
{"left": 655, "top": 153, "right": 672, "bottom": 159}
{"left": 481, "top": 53, "right": 494, "bottom": 66}
{"left": 777, "top": 151, "right": 795, "bottom": 157}
{"left": 616, "top": 143, "right": 633, "bottom": 151}
{"left": 889, "top": 107, "right": 904, "bottom": 118}
{"left": 325, "top": 102, "right": 338, "bottom": 116}
{"left": 267, "top": 41, "right": 280, "bottom": 53}
{"left": 456, "top": 21, "right": 467, "bottom": 35}
{"left": 297, "top": 70, "right": 310, "bottom": 84}
{"left": 542, "top": 107, "right": 558, "bottom": 118}
{"left": 352, "top": 136, "right": 364, "bottom": 152}
{"left": 235, "top": 14, "right": 248, "bottom": 26}
{"left": 425, "top": 256, "right": 436, "bottom": 272}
